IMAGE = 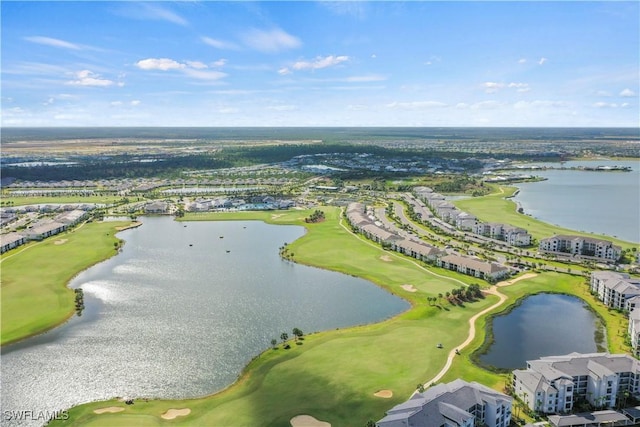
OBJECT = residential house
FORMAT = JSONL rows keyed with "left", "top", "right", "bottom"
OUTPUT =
{"left": 377, "top": 379, "right": 512, "bottom": 427}
{"left": 23, "top": 221, "right": 67, "bottom": 241}
{"left": 512, "top": 353, "right": 640, "bottom": 414}
{"left": 144, "top": 201, "right": 170, "bottom": 214}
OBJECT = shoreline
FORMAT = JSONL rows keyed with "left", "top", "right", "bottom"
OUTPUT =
{"left": 0, "top": 220, "right": 133, "bottom": 347}
{"left": 7, "top": 209, "right": 634, "bottom": 426}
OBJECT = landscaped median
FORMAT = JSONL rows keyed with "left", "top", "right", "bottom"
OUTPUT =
{"left": 1, "top": 220, "right": 132, "bottom": 346}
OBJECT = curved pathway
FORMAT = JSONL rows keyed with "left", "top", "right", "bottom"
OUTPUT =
{"left": 420, "top": 273, "right": 537, "bottom": 388}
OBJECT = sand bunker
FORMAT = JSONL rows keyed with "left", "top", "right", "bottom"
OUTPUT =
{"left": 161, "top": 408, "right": 191, "bottom": 420}
{"left": 374, "top": 390, "right": 393, "bottom": 398}
{"left": 290, "top": 415, "right": 331, "bottom": 427}
{"left": 93, "top": 407, "right": 125, "bottom": 414}
{"left": 380, "top": 255, "right": 393, "bottom": 262}
{"left": 54, "top": 239, "right": 68, "bottom": 245}
{"left": 401, "top": 284, "right": 417, "bottom": 293}
{"left": 499, "top": 272, "right": 538, "bottom": 287}
{"left": 271, "top": 214, "right": 285, "bottom": 219}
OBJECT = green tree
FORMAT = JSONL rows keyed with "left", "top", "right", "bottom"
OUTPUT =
{"left": 280, "top": 332, "right": 288, "bottom": 344}
{"left": 270, "top": 338, "right": 277, "bottom": 349}
{"left": 292, "top": 327, "right": 304, "bottom": 341}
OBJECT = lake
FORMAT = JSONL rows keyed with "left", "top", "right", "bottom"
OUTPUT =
{"left": 1, "top": 217, "right": 409, "bottom": 427}
{"left": 479, "top": 293, "right": 604, "bottom": 370}
{"left": 513, "top": 159, "right": 639, "bottom": 243}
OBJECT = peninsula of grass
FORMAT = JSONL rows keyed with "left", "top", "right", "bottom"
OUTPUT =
{"left": 453, "top": 185, "right": 637, "bottom": 250}
{"left": 1, "top": 220, "right": 131, "bottom": 346}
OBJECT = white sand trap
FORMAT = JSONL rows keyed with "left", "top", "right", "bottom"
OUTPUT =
{"left": 161, "top": 408, "right": 191, "bottom": 420}
{"left": 271, "top": 214, "right": 285, "bottom": 219}
{"left": 290, "top": 415, "right": 331, "bottom": 427}
{"left": 54, "top": 239, "right": 68, "bottom": 245}
{"left": 93, "top": 407, "right": 125, "bottom": 414}
{"left": 499, "top": 272, "right": 538, "bottom": 287}
{"left": 380, "top": 255, "right": 393, "bottom": 262}
{"left": 401, "top": 284, "right": 417, "bottom": 293}
{"left": 374, "top": 390, "right": 393, "bottom": 398}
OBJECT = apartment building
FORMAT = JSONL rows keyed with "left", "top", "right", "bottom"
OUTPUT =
{"left": 437, "top": 254, "right": 510, "bottom": 281}
{"left": 590, "top": 271, "right": 640, "bottom": 310}
{"left": 474, "top": 223, "right": 532, "bottom": 247}
{"left": 539, "top": 235, "right": 622, "bottom": 262}
{"left": 377, "top": 379, "right": 512, "bottom": 427}
{"left": 512, "top": 353, "right": 640, "bottom": 414}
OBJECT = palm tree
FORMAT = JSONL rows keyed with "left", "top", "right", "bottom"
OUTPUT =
{"left": 270, "top": 339, "right": 277, "bottom": 349}
{"left": 280, "top": 332, "right": 288, "bottom": 344}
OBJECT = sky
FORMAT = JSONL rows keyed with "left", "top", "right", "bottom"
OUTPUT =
{"left": 1, "top": 1, "right": 639, "bottom": 127}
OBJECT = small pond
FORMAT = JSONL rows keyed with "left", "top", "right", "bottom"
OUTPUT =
{"left": 479, "top": 293, "right": 605, "bottom": 370}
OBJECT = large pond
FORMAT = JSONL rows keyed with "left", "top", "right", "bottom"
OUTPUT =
{"left": 513, "top": 159, "right": 639, "bottom": 243}
{"left": 1, "top": 217, "right": 409, "bottom": 427}
{"left": 479, "top": 293, "right": 604, "bottom": 370}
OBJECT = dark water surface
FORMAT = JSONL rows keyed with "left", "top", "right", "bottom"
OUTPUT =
{"left": 1, "top": 217, "right": 409, "bottom": 426}
{"left": 479, "top": 293, "right": 603, "bottom": 370}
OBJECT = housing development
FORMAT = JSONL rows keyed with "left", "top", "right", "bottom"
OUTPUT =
{"left": 1, "top": 128, "right": 638, "bottom": 427}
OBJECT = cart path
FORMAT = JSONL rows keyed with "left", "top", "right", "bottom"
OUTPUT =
{"left": 421, "top": 273, "right": 538, "bottom": 389}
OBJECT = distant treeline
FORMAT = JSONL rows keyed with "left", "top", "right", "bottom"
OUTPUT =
{"left": 2, "top": 143, "right": 563, "bottom": 181}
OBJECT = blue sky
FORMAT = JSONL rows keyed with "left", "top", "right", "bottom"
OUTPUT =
{"left": 1, "top": 1, "right": 638, "bottom": 127}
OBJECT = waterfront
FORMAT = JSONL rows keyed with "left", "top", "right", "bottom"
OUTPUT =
{"left": 514, "top": 160, "right": 640, "bottom": 243}
{"left": 1, "top": 217, "right": 408, "bottom": 427}
{"left": 479, "top": 293, "right": 604, "bottom": 370}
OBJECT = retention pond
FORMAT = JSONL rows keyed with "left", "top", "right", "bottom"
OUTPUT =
{"left": 479, "top": 293, "right": 605, "bottom": 370}
{"left": 1, "top": 216, "right": 409, "bottom": 427}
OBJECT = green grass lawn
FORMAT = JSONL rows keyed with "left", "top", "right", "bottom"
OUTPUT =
{"left": 453, "top": 185, "right": 637, "bottom": 250}
{"left": 1, "top": 221, "right": 130, "bottom": 345}
{"left": 51, "top": 208, "right": 502, "bottom": 426}
{"left": 15, "top": 207, "right": 634, "bottom": 427}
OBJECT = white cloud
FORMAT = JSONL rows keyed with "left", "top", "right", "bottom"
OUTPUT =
{"left": 139, "top": 4, "right": 188, "bottom": 26}
{"left": 24, "top": 36, "right": 82, "bottom": 50}
{"left": 201, "top": 36, "right": 239, "bottom": 50}
{"left": 483, "top": 82, "right": 530, "bottom": 93}
{"left": 131, "top": 100, "right": 141, "bottom": 106}
{"left": 135, "top": 58, "right": 227, "bottom": 81}
{"left": 538, "top": 57, "right": 548, "bottom": 65}
{"left": 620, "top": 88, "right": 636, "bottom": 97}
{"left": 242, "top": 28, "right": 301, "bottom": 53}
{"left": 596, "top": 90, "right": 612, "bottom": 97}
{"left": 386, "top": 101, "right": 447, "bottom": 110}
{"left": 182, "top": 68, "right": 227, "bottom": 81}
{"left": 278, "top": 67, "right": 292, "bottom": 75}
{"left": 136, "top": 58, "right": 186, "bottom": 71}
{"left": 514, "top": 100, "right": 568, "bottom": 109}
{"left": 110, "top": 101, "right": 123, "bottom": 106}
{"left": 593, "top": 102, "right": 618, "bottom": 108}
{"left": 471, "top": 101, "right": 504, "bottom": 110}
{"left": 211, "top": 59, "right": 227, "bottom": 67}
{"left": 66, "top": 70, "right": 115, "bottom": 87}
{"left": 292, "top": 55, "right": 349, "bottom": 71}
{"left": 186, "top": 61, "right": 208, "bottom": 70}
{"left": 518, "top": 58, "right": 527, "bottom": 64}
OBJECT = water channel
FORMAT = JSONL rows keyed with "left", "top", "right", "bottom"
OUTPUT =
{"left": 479, "top": 293, "right": 605, "bottom": 370}
{"left": 1, "top": 217, "right": 409, "bottom": 426}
